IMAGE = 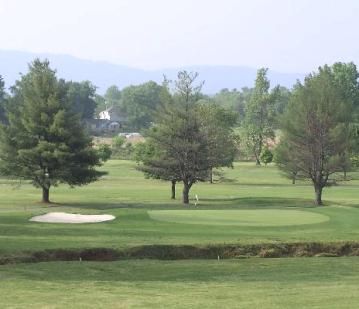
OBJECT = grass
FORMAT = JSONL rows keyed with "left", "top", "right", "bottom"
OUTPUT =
{"left": 1, "top": 258, "right": 359, "bottom": 308}
{"left": 1, "top": 160, "right": 359, "bottom": 307}
{"left": 1, "top": 160, "right": 359, "bottom": 253}
{"left": 148, "top": 209, "right": 330, "bottom": 226}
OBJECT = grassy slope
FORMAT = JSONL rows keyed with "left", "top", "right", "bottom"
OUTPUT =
{"left": 1, "top": 160, "right": 359, "bottom": 253}
{"left": 1, "top": 258, "right": 359, "bottom": 308}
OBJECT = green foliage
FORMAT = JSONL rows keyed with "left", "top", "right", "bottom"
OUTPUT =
{"left": 133, "top": 141, "right": 155, "bottom": 164}
{"left": 272, "top": 86, "right": 291, "bottom": 124}
{"left": 0, "top": 75, "right": 7, "bottom": 123}
{"left": 274, "top": 141, "right": 300, "bottom": 184}
{"left": 242, "top": 68, "right": 277, "bottom": 165}
{"left": 94, "top": 93, "right": 106, "bottom": 115}
{"left": 260, "top": 147, "right": 273, "bottom": 165}
{"left": 350, "top": 154, "right": 359, "bottom": 168}
{"left": 0, "top": 59, "right": 104, "bottom": 202}
{"left": 213, "top": 87, "right": 253, "bottom": 122}
{"left": 142, "top": 71, "right": 209, "bottom": 203}
{"left": 121, "top": 81, "right": 165, "bottom": 130}
{"left": 110, "top": 136, "right": 135, "bottom": 160}
{"left": 277, "top": 63, "right": 357, "bottom": 204}
{"left": 112, "top": 135, "right": 126, "bottom": 149}
{"left": 97, "top": 144, "right": 112, "bottom": 162}
{"left": 198, "top": 101, "right": 238, "bottom": 179}
{"left": 0, "top": 75, "right": 5, "bottom": 100}
{"left": 104, "top": 85, "right": 122, "bottom": 107}
{"left": 64, "top": 80, "right": 97, "bottom": 120}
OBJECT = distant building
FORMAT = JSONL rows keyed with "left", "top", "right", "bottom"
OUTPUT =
{"left": 88, "top": 105, "right": 128, "bottom": 134}
{"left": 99, "top": 106, "right": 127, "bottom": 123}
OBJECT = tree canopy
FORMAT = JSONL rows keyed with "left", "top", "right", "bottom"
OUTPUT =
{"left": 64, "top": 80, "right": 97, "bottom": 120}
{"left": 242, "top": 68, "right": 278, "bottom": 165}
{"left": 137, "top": 72, "right": 210, "bottom": 203}
{"left": 121, "top": 81, "right": 165, "bottom": 130}
{"left": 276, "top": 64, "right": 357, "bottom": 205}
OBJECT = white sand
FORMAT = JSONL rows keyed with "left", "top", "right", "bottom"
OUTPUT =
{"left": 30, "top": 212, "right": 115, "bottom": 224}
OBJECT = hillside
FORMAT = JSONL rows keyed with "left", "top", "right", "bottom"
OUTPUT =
{"left": 0, "top": 50, "right": 304, "bottom": 94}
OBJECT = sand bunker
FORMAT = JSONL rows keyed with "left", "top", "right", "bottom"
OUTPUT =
{"left": 30, "top": 212, "right": 115, "bottom": 224}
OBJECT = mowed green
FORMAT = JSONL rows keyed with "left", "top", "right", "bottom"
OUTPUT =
{"left": 148, "top": 209, "right": 329, "bottom": 226}
{"left": 1, "top": 258, "right": 359, "bottom": 308}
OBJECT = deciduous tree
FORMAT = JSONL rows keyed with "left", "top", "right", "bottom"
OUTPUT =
{"left": 242, "top": 68, "right": 277, "bottom": 165}
{"left": 277, "top": 65, "right": 355, "bottom": 205}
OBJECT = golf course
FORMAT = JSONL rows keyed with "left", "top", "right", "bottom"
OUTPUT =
{"left": 1, "top": 160, "right": 359, "bottom": 308}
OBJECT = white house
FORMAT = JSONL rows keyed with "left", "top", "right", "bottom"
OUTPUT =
{"left": 99, "top": 106, "right": 127, "bottom": 123}
{"left": 88, "top": 105, "right": 128, "bottom": 134}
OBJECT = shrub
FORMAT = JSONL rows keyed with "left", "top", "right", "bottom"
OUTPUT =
{"left": 97, "top": 144, "right": 112, "bottom": 162}
{"left": 260, "top": 147, "right": 273, "bottom": 165}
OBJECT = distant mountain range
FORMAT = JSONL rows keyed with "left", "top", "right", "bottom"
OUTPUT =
{"left": 0, "top": 50, "right": 305, "bottom": 94}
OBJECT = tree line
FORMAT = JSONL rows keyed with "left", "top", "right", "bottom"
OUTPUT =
{"left": 0, "top": 59, "right": 358, "bottom": 205}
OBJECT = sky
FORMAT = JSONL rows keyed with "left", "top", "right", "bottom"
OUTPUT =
{"left": 0, "top": 0, "right": 358, "bottom": 73}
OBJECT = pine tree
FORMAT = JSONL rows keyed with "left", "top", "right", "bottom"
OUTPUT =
{"left": 0, "top": 59, "right": 104, "bottom": 203}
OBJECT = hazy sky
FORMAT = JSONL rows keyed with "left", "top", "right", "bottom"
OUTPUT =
{"left": 0, "top": 0, "right": 358, "bottom": 72}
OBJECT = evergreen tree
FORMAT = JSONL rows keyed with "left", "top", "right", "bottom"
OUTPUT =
{"left": 134, "top": 140, "right": 181, "bottom": 199}
{"left": 260, "top": 147, "right": 273, "bottom": 166}
{"left": 0, "top": 59, "right": 104, "bottom": 203}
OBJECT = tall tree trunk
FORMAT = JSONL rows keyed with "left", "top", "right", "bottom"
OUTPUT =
{"left": 292, "top": 177, "right": 296, "bottom": 185}
{"left": 343, "top": 170, "right": 347, "bottom": 181}
{"left": 182, "top": 182, "right": 191, "bottom": 204}
{"left": 314, "top": 185, "right": 323, "bottom": 205}
{"left": 42, "top": 187, "right": 50, "bottom": 203}
{"left": 255, "top": 157, "right": 261, "bottom": 165}
{"left": 209, "top": 168, "right": 213, "bottom": 184}
{"left": 171, "top": 180, "right": 176, "bottom": 199}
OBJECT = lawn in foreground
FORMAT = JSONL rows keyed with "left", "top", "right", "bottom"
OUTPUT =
{"left": 1, "top": 258, "right": 358, "bottom": 308}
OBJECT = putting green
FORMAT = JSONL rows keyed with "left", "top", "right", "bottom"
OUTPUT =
{"left": 148, "top": 209, "right": 330, "bottom": 227}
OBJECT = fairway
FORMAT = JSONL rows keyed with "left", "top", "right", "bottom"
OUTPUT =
{"left": 148, "top": 209, "right": 330, "bottom": 226}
